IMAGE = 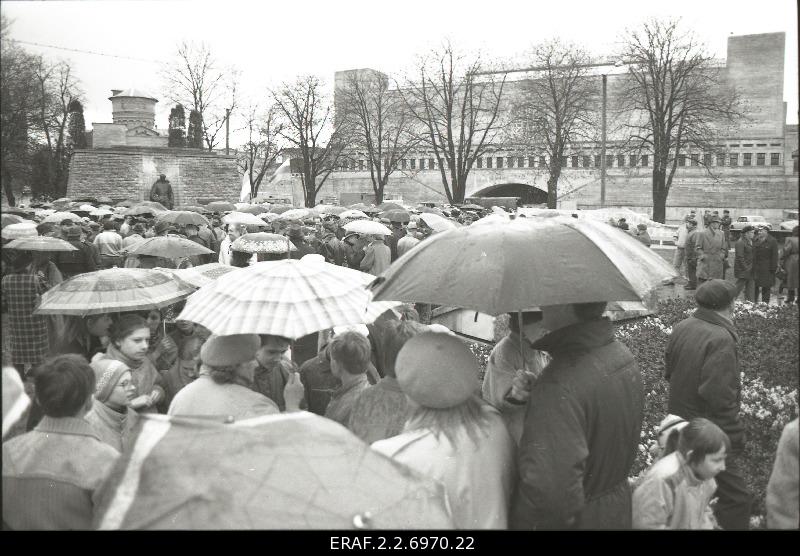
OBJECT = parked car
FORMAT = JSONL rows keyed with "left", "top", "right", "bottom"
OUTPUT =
{"left": 779, "top": 219, "right": 799, "bottom": 231}
{"left": 730, "top": 215, "right": 772, "bottom": 231}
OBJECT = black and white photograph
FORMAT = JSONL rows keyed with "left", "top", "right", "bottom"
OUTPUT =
{"left": 0, "top": 0, "right": 797, "bottom": 535}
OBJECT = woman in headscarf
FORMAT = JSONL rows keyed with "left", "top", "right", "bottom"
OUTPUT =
{"left": 85, "top": 358, "right": 137, "bottom": 451}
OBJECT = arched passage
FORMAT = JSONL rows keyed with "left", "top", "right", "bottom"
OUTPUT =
{"left": 470, "top": 183, "right": 548, "bottom": 205}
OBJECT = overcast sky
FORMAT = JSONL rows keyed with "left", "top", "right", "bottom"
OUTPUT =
{"left": 3, "top": 0, "right": 797, "bottom": 145}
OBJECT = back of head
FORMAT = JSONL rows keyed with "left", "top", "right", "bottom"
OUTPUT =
{"left": 200, "top": 334, "right": 260, "bottom": 383}
{"left": 32, "top": 354, "right": 95, "bottom": 417}
{"left": 677, "top": 417, "right": 730, "bottom": 465}
{"left": 103, "top": 220, "right": 116, "bottom": 231}
{"left": 36, "top": 222, "right": 54, "bottom": 236}
{"left": 695, "top": 279, "right": 738, "bottom": 311}
{"left": 179, "top": 335, "right": 205, "bottom": 361}
{"left": 381, "top": 320, "right": 428, "bottom": 378}
{"left": 328, "top": 331, "right": 371, "bottom": 375}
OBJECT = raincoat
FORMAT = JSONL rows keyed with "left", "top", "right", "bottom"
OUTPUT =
{"left": 696, "top": 228, "right": 727, "bottom": 280}
{"left": 753, "top": 233, "right": 779, "bottom": 287}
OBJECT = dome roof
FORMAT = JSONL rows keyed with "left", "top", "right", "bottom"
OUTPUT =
{"left": 109, "top": 88, "right": 159, "bottom": 102}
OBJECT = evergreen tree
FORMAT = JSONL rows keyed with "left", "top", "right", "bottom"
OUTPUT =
{"left": 187, "top": 109, "right": 203, "bottom": 148}
{"left": 67, "top": 99, "right": 87, "bottom": 149}
{"left": 168, "top": 103, "right": 186, "bottom": 147}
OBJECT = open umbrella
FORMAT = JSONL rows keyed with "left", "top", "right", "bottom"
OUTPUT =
{"left": 339, "top": 209, "right": 369, "bottom": 220}
{"left": 347, "top": 203, "right": 372, "bottom": 212}
{"left": 417, "top": 206, "right": 445, "bottom": 216}
{"left": 417, "top": 213, "right": 457, "bottom": 233}
{"left": 1, "top": 222, "right": 39, "bottom": 240}
{"left": 2, "top": 208, "right": 33, "bottom": 217}
{"left": 124, "top": 205, "right": 160, "bottom": 217}
{"left": 4, "top": 236, "right": 77, "bottom": 252}
{"left": 90, "top": 208, "right": 114, "bottom": 217}
{"left": 269, "top": 205, "right": 292, "bottom": 215}
{"left": 41, "top": 211, "right": 81, "bottom": 224}
{"left": 260, "top": 212, "right": 279, "bottom": 223}
{"left": 276, "top": 208, "right": 312, "bottom": 221}
{"left": 96, "top": 196, "right": 114, "bottom": 205}
{"left": 34, "top": 268, "right": 195, "bottom": 316}
{"left": 116, "top": 199, "right": 138, "bottom": 208}
{"left": 207, "top": 201, "right": 236, "bottom": 212}
{"left": 231, "top": 232, "right": 296, "bottom": 254}
{"left": 156, "top": 211, "right": 211, "bottom": 228}
{"left": 1, "top": 214, "right": 24, "bottom": 228}
{"left": 381, "top": 209, "right": 410, "bottom": 223}
{"left": 236, "top": 205, "right": 269, "bottom": 215}
{"left": 222, "top": 212, "right": 269, "bottom": 227}
{"left": 138, "top": 201, "right": 168, "bottom": 212}
{"left": 93, "top": 412, "right": 452, "bottom": 530}
{"left": 129, "top": 236, "right": 214, "bottom": 259}
{"left": 459, "top": 203, "right": 485, "bottom": 211}
{"left": 377, "top": 202, "right": 404, "bottom": 212}
{"left": 178, "top": 259, "right": 378, "bottom": 339}
{"left": 174, "top": 205, "right": 209, "bottom": 214}
{"left": 371, "top": 215, "right": 679, "bottom": 313}
{"left": 77, "top": 204, "right": 96, "bottom": 212}
{"left": 315, "top": 205, "right": 346, "bottom": 216}
{"left": 343, "top": 220, "right": 392, "bottom": 236}
{"left": 170, "top": 263, "right": 236, "bottom": 289}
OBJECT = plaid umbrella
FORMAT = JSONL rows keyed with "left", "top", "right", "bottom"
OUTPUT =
{"left": 156, "top": 211, "right": 211, "bottom": 227}
{"left": 177, "top": 259, "right": 378, "bottom": 338}
{"left": 343, "top": 220, "right": 392, "bottom": 236}
{"left": 1, "top": 222, "right": 38, "bottom": 240}
{"left": 34, "top": 268, "right": 195, "bottom": 316}
{"left": 93, "top": 412, "right": 453, "bottom": 529}
{"left": 4, "top": 236, "right": 78, "bottom": 252}
{"left": 170, "top": 263, "right": 236, "bottom": 288}
{"left": 231, "top": 233, "right": 297, "bottom": 254}
{"left": 1, "top": 214, "right": 24, "bottom": 228}
{"left": 222, "top": 212, "right": 268, "bottom": 226}
{"left": 207, "top": 201, "right": 236, "bottom": 212}
{"left": 129, "top": 236, "right": 214, "bottom": 258}
{"left": 41, "top": 211, "right": 81, "bottom": 224}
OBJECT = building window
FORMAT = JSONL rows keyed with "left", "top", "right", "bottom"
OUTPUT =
{"left": 677, "top": 155, "right": 686, "bottom": 166}
{"left": 703, "top": 154, "right": 712, "bottom": 166}
{"left": 410, "top": 158, "right": 416, "bottom": 170}
{"left": 571, "top": 155, "right": 579, "bottom": 167}
{"left": 584, "top": 155, "right": 591, "bottom": 168}
{"left": 606, "top": 155, "right": 614, "bottom": 168}
{"left": 617, "top": 155, "right": 625, "bottom": 167}
{"left": 716, "top": 153, "right": 725, "bottom": 166}
{"left": 358, "top": 159, "right": 364, "bottom": 170}
{"left": 419, "top": 159, "right": 425, "bottom": 170}
{"left": 486, "top": 157, "right": 492, "bottom": 168}
{"left": 756, "top": 153, "right": 765, "bottom": 166}
{"left": 743, "top": 153, "right": 752, "bottom": 166}
{"left": 771, "top": 153, "right": 780, "bottom": 166}
{"left": 539, "top": 156, "right": 546, "bottom": 167}
{"left": 429, "top": 158, "right": 435, "bottom": 170}
{"left": 496, "top": 157, "right": 503, "bottom": 169}
{"left": 560, "top": 156, "right": 567, "bottom": 168}
{"left": 477, "top": 157, "right": 483, "bottom": 168}
{"left": 528, "top": 156, "right": 536, "bottom": 168}
{"left": 507, "top": 157, "right": 514, "bottom": 168}
{"left": 401, "top": 159, "right": 407, "bottom": 170}
{"left": 641, "top": 155, "right": 649, "bottom": 167}
{"left": 729, "top": 154, "right": 738, "bottom": 166}
{"left": 594, "top": 155, "right": 601, "bottom": 168}
{"left": 518, "top": 157, "right": 525, "bottom": 168}
{"left": 629, "top": 155, "right": 637, "bottom": 167}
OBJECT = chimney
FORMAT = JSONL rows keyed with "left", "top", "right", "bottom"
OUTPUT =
{"left": 111, "top": 89, "right": 122, "bottom": 96}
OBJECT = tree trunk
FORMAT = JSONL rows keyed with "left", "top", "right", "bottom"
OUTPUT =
{"left": 546, "top": 171, "right": 560, "bottom": 209}
{"left": 652, "top": 169, "right": 668, "bottom": 223}
{"left": 304, "top": 170, "right": 316, "bottom": 208}
{"left": 452, "top": 174, "right": 467, "bottom": 204}
{"left": 2, "top": 168, "right": 16, "bottom": 206}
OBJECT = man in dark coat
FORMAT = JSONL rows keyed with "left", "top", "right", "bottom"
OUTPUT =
{"left": 149, "top": 174, "right": 174, "bottom": 210}
{"left": 287, "top": 225, "right": 316, "bottom": 259}
{"left": 665, "top": 279, "right": 753, "bottom": 529}
{"left": 752, "top": 225, "right": 779, "bottom": 303}
{"left": 510, "top": 302, "right": 644, "bottom": 530}
{"left": 734, "top": 225, "right": 755, "bottom": 301}
{"left": 56, "top": 226, "right": 97, "bottom": 279}
{"left": 683, "top": 219, "right": 699, "bottom": 290}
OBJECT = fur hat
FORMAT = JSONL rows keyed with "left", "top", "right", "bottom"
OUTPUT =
{"left": 395, "top": 331, "right": 479, "bottom": 409}
{"left": 200, "top": 334, "right": 260, "bottom": 367}
{"left": 90, "top": 359, "right": 130, "bottom": 403}
{"left": 695, "top": 279, "right": 738, "bottom": 310}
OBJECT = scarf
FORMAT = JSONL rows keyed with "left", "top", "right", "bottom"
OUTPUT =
{"left": 102, "top": 343, "right": 161, "bottom": 405}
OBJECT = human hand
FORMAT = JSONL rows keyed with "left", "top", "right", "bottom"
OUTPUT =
{"left": 509, "top": 369, "right": 534, "bottom": 403}
{"left": 283, "top": 372, "right": 305, "bottom": 412}
{"left": 129, "top": 394, "right": 151, "bottom": 409}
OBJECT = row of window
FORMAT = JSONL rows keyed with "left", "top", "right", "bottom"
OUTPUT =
{"left": 336, "top": 152, "right": 782, "bottom": 171}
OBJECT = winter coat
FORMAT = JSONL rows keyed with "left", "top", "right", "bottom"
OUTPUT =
{"left": 149, "top": 179, "right": 174, "bottom": 210}
{"left": 782, "top": 237, "right": 799, "bottom": 289}
{"left": 696, "top": 228, "right": 727, "bottom": 280}
{"left": 766, "top": 418, "right": 799, "bottom": 529}
{"left": 84, "top": 399, "right": 136, "bottom": 453}
{"left": 2, "top": 416, "right": 119, "bottom": 530}
{"left": 632, "top": 451, "right": 717, "bottom": 529}
{"left": 168, "top": 373, "right": 280, "bottom": 420}
{"left": 347, "top": 377, "right": 409, "bottom": 444}
{"left": 56, "top": 239, "right": 97, "bottom": 278}
{"left": 733, "top": 237, "right": 754, "bottom": 279}
{"left": 372, "top": 404, "right": 515, "bottom": 529}
{"left": 359, "top": 239, "right": 391, "bottom": 276}
{"left": 665, "top": 308, "right": 744, "bottom": 452}
{"left": 511, "top": 318, "right": 644, "bottom": 530}
{"left": 685, "top": 230, "right": 699, "bottom": 261}
{"left": 752, "top": 234, "right": 779, "bottom": 287}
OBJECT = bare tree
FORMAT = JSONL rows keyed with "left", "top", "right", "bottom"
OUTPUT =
{"left": 617, "top": 19, "right": 743, "bottom": 222}
{"left": 400, "top": 42, "right": 506, "bottom": 204}
{"left": 513, "top": 40, "right": 596, "bottom": 208}
{"left": 162, "top": 42, "right": 238, "bottom": 151}
{"left": 238, "top": 103, "right": 284, "bottom": 199}
{"left": 338, "top": 70, "right": 420, "bottom": 204}
{"left": 271, "top": 75, "right": 349, "bottom": 208}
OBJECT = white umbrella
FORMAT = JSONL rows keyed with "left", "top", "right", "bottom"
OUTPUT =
{"left": 41, "top": 211, "right": 81, "bottom": 224}
{"left": 276, "top": 208, "right": 313, "bottom": 221}
{"left": 222, "top": 212, "right": 269, "bottom": 227}
{"left": 339, "top": 209, "right": 369, "bottom": 220}
{"left": 90, "top": 208, "right": 114, "bottom": 217}
{"left": 343, "top": 220, "right": 392, "bottom": 236}
{"left": 418, "top": 213, "right": 457, "bottom": 233}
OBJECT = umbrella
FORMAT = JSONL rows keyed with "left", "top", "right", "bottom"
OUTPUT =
{"left": 371, "top": 216, "right": 679, "bottom": 314}
{"left": 157, "top": 211, "right": 211, "bottom": 228}
{"left": 315, "top": 205, "right": 346, "bottom": 216}
{"left": 236, "top": 205, "right": 269, "bottom": 215}
{"left": 207, "top": 201, "right": 236, "bottom": 212}
{"left": 269, "top": 205, "right": 292, "bottom": 215}
{"left": 2, "top": 208, "right": 32, "bottom": 217}
{"left": 1, "top": 214, "right": 24, "bottom": 228}
{"left": 339, "top": 209, "right": 369, "bottom": 220}
{"left": 381, "top": 209, "right": 410, "bottom": 223}
{"left": 231, "top": 232, "right": 297, "bottom": 254}
{"left": 124, "top": 205, "right": 160, "bottom": 216}
{"left": 4, "top": 237, "right": 77, "bottom": 252}
{"left": 1, "top": 222, "right": 39, "bottom": 240}
{"left": 343, "top": 220, "right": 392, "bottom": 236}
{"left": 222, "top": 212, "right": 269, "bottom": 227}
{"left": 417, "top": 213, "right": 457, "bottom": 233}
{"left": 417, "top": 206, "right": 445, "bottom": 216}
{"left": 138, "top": 201, "right": 168, "bottom": 212}
{"left": 89, "top": 208, "right": 115, "bottom": 217}
{"left": 41, "top": 211, "right": 81, "bottom": 224}
{"left": 347, "top": 203, "right": 372, "bottom": 212}
{"left": 34, "top": 268, "right": 195, "bottom": 316}
{"left": 93, "top": 412, "right": 452, "bottom": 530}
{"left": 116, "top": 199, "right": 137, "bottom": 208}
{"left": 52, "top": 197, "right": 72, "bottom": 204}
{"left": 177, "top": 259, "right": 378, "bottom": 338}
{"left": 129, "top": 236, "right": 214, "bottom": 259}
{"left": 174, "top": 205, "right": 209, "bottom": 214}
{"left": 78, "top": 204, "right": 96, "bottom": 212}
{"left": 377, "top": 202, "right": 404, "bottom": 212}
{"left": 170, "top": 263, "right": 236, "bottom": 289}
{"left": 276, "top": 208, "right": 312, "bottom": 221}
{"left": 260, "top": 213, "right": 279, "bottom": 223}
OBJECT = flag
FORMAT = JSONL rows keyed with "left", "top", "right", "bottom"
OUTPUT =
{"left": 239, "top": 164, "right": 251, "bottom": 203}
{"left": 267, "top": 158, "right": 292, "bottom": 184}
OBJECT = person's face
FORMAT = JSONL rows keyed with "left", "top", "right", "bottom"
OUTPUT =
{"left": 60, "top": 223, "right": 72, "bottom": 234}
{"left": 87, "top": 314, "right": 113, "bottom": 337}
{"left": 178, "top": 357, "right": 199, "bottom": 379}
{"left": 116, "top": 327, "right": 150, "bottom": 361}
{"left": 228, "top": 227, "right": 241, "bottom": 242}
{"left": 107, "top": 370, "right": 137, "bottom": 408}
{"left": 256, "top": 337, "right": 290, "bottom": 368}
{"left": 689, "top": 446, "right": 727, "bottom": 481}
{"left": 146, "top": 311, "right": 161, "bottom": 333}
{"left": 237, "top": 359, "right": 258, "bottom": 382}
{"left": 176, "top": 320, "right": 194, "bottom": 335}
{"left": 744, "top": 229, "right": 755, "bottom": 240}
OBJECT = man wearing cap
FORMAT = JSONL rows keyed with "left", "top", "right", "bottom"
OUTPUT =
{"left": 733, "top": 225, "right": 756, "bottom": 301}
{"left": 359, "top": 234, "right": 391, "bottom": 276}
{"left": 511, "top": 302, "right": 644, "bottom": 530}
{"left": 168, "top": 334, "right": 303, "bottom": 420}
{"left": 55, "top": 226, "right": 97, "bottom": 279}
{"left": 683, "top": 219, "right": 700, "bottom": 290}
{"left": 665, "top": 279, "right": 752, "bottom": 529}
{"left": 696, "top": 215, "right": 727, "bottom": 283}
{"left": 93, "top": 221, "right": 125, "bottom": 269}
{"left": 287, "top": 225, "right": 316, "bottom": 259}
{"left": 672, "top": 216, "right": 692, "bottom": 277}
{"left": 721, "top": 210, "right": 733, "bottom": 248}
{"left": 58, "top": 219, "right": 75, "bottom": 241}
{"left": 317, "top": 220, "right": 345, "bottom": 266}
{"left": 752, "top": 225, "right": 779, "bottom": 304}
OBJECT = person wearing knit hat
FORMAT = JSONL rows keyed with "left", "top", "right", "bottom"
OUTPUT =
{"left": 168, "top": 334, "right": 303, "bottom": 420}
{"left": 665, "top": 279, "right": 752, "bottom": 530}
{"left": 371, "top": 331, "right": 515, "bottom": 529}
{"left": 85, "top": 359, "right": 137, "bottom": 452}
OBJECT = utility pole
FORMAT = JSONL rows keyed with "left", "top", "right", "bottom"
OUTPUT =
{"left": 225, "top": 108, "right": 230, "bottom": 155}
{"left": 600, "top": 73, "right": 607, "bottom": 208}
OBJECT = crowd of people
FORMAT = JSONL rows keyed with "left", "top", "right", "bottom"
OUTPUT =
{"left": 1, "top": 199, "right": 797, "bottom": 531}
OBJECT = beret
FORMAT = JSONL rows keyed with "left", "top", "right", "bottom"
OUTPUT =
{"left": 695, "top": 279, "right": 738, "bottom": 310}
{"left": 201, "top": 334, "right": 260, "bottom": 367}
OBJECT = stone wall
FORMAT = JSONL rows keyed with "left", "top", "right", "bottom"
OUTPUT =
{"left": 67, "top": 147, "right": 240, "bottom": 205}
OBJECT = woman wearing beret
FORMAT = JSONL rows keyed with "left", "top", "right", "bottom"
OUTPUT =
{"left": 85, "top": 359, "right": 138, "bottom": 452}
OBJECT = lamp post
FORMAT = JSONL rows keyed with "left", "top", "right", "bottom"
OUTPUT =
{"left": 600, "top": 73, "right": 607, "bottom": 208}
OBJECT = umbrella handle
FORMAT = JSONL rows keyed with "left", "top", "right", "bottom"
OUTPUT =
{"left": 518, "top": 311, "right": 527, "bottom": 370}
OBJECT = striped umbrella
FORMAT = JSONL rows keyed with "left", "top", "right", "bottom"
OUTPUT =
{"left": 231, "top": 233, "right": 296, "bottom": 254}
{"left": 128, "top": 236, "right": 214, "bottom": 258}
{"left": 157, "top": 211, "right": 211, "bottom": 227}
{"left": 34, "top": 268, "right": 195, "bottom": 316}
{"left": 4, "top": 236, "right": 78, "bottom": 252}
{"left": 171, "top": 263, "right": 236, "bottom": 289}
{"left": 177, "top": 259, "right": 377, "bottom": 339}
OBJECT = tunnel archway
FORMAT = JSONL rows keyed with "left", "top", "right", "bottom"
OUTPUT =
{"left": 470, "top": 183, "right": 548, "bottom": 205}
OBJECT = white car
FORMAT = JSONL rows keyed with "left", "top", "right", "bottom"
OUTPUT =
{"left": 730, "top": 215, "right": 772, "bottom": 231}
{"left": 779, "top": 219, "right": 798, "bottom": 231}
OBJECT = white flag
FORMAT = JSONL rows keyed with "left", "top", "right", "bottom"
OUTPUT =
{"left": 239, "top": 165, "right": 251, "bottom": 203}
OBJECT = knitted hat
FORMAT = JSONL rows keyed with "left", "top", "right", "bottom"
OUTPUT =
{"left": 90, "top": 359, "right": 130, "bottom": 403}
{"left": 200, "top": 334, "right": 260, "bottom": 367}
{"left": 695, "top": 279, "right": 739, "bottom": 310}
{"left": 396, "top": 331, "right": 479, "bottom": 409}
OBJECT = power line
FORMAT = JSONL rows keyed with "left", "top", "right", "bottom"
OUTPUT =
{"left": 6, "top": 38, "right": 160, "bottom": 64}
